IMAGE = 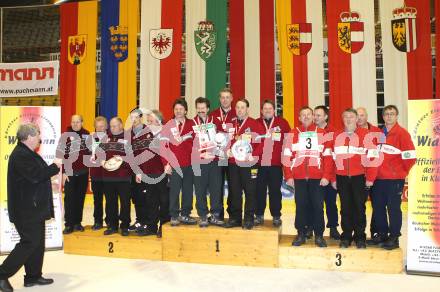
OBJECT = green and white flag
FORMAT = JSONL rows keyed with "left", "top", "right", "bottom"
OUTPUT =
{"left": 185, "top": 0, "right": 227, "bottom": 117}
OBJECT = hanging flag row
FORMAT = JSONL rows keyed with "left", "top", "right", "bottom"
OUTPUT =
{"left": 59, "top": 0, "right": 438, "bottom": 128}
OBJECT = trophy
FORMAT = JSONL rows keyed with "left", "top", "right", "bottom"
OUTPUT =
{"left": 103, "top": 156, "right": 123, "bottom": 171}
{"left": 231, "top": 139, "right": 253, "bottom": 161}
{"left": 213, "top": 132, "right": 229, "bottom": 159}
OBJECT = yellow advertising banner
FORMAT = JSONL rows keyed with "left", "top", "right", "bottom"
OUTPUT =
{"left": 407, "top": 99, "right": 440, "bottom": 275}
{"left": 0, "top": 106, "right": 63, "bottom": 253}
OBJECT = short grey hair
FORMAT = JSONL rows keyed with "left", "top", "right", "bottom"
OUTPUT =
{"left": 150, "top": 110, "right": 163, "bottom": 124}
{"left": 17, "top": 123, "right": 40, "bottom": 142}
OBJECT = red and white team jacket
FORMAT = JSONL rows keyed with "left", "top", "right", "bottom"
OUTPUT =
{"left": 332, "top": 127, "right": 378, "bottom": 182}
{"left": 376, "top": 123, "right": 416, "bottom": 179}
{"left": 282, "top": 124, "right": 334, "bottom": 181}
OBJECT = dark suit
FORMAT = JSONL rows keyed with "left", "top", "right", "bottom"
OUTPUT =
{"left": 0, "top": 142, "right": 59, "bottom": 281}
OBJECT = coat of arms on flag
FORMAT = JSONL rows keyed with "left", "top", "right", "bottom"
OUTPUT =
{"left": 287, "top": 23, "right": 312, "bottom": 56}
{"left": 68, "top": 35, "right": 87, "bottom": 65}
{"left": 337, "top": 11, "right": 364, "bottom": 54}
{"left": 391, "top": 5, "right": 418, "bottom": 53}
{"left": 109, "top": 25, "right": 128, "bottom": 62}
{"left": 194, "top": 21, "right": 217, "bottom": 61}
{"left": 149, "top": 29, "right": 173, "bottom": 60}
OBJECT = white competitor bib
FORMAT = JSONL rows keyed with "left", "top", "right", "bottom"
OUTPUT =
{"left": 298, "top": 131, "right": 318, "bottom": 151}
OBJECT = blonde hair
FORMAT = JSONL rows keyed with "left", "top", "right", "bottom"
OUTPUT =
{"left": 94, "top": 116, "right": 108, "bottom": 127}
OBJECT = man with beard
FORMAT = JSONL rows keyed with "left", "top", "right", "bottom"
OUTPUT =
{"left": 192, "top": 97, "right": 224, "bottom": 227}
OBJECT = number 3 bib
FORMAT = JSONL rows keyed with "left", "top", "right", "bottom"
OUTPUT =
{"left": 298, "top": 131, "right": 318, "bottom": 152}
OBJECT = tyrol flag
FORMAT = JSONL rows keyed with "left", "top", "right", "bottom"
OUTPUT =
{"left": 149, "top": 29, "right": 173, "bottom": 60}
{"left": 139, "top": 0, "right": 183, "bottom": 121}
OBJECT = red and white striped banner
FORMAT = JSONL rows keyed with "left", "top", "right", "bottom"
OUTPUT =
{"left": 327, "top": 0, "right": 377, "bottom": 125}
{"left": 229, "top": 0, "right": 276, "bottom": 118}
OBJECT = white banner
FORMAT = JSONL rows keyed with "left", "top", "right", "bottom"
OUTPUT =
{"left": 0, "top": 61, "right": 59, "bottom": 98}
{"left": 0, "top": 106, "right": 63, "bottom": 253}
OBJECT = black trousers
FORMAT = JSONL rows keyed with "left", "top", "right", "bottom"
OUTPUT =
{"left": 0, "top": 220, "right": 45, "bottom": 281}
{"left": 131, "top": 176, "right": 147, "bottom": 225}
{"left": 256, "top": 166, "right": 283, "bottom": 217}
{"left": 324, "top": 184, "right": 339, "bottom": 228}
{"left": 63, "top": 172, "right": 88, "bottom": 227}
{"left": 104, "top": 181, "right": 131, "bottom": 229}
{"left": 134, "top": 175, "right": 170, "bottom": 231}
{"left": 194, "top": 161, "right": 223, "bottom": 217}
{"left": 228, "top": 164, "right": 258, "bottom": 222}
{"left": 91, "top": 179, "right": 105, "bottom": 225}
{"left": 372, "top": 179, "right": 404, "bottom": 237}
{"left": 294, "top": 179, "right": 325, "bottom": 236}
{"left": 219, "top": 165, "right": 232, "bottom": 220}
{"left": 337, "top": 175, "right": 368, "bottom": 241}
{"left": 368, "top": 191, "right": 377, "bottom": 235}
{"left": 169, "top": 166, "right": 194, "bottom": 218}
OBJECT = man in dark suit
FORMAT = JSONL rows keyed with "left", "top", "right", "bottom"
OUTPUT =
{"left": 0, "top": 123, "right": 62, "bottom": 292}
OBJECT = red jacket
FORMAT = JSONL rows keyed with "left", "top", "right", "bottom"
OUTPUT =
{"left": 228, "top": 117, "right": 265, "bottom": 165}
{"left": 257, "top": 116, "right": 291, "bottom": 166}
{"left": 161, "top": 118, "right": 195, "bottom": 168}
{"left": 130, "top": 124, "right": 165, "bottom": 176}
{"left": 360, "top": 122, "right": 383, "bottom": 144}
{"left": 283, "top": 124, "right": 333, "bottom": 181}
{"left": 100, "top": 131, "right": 132, "bottom": 182}
{"left": 377, "top": 123, "right": 415, "bottom": 179}
{"left": 209, "top": 107, "right": 236, "bottom": 133}
{"left": 366, "top": 122, "right": 381, "bottom": 133}
{"left": 320, "top": 123, "right": 338, "bottom": 181}
{"left": 62, "top": 127, "right": 90, "bottom": 176}
{"left": 332, "top": 127, "right": 378, "bottom": 182}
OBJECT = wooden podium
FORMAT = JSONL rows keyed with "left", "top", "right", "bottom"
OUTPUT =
{"left": 161, "top": 223, "right": 280, "bottom": 267}
{"left": 63, "top": 226, "right": 162, "bottom": 260}
{"left": 64, "top": 225, "right": 403, "bottom": 273}
{"left": 278, "top": 235, "right": 403, "bottom": 273}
